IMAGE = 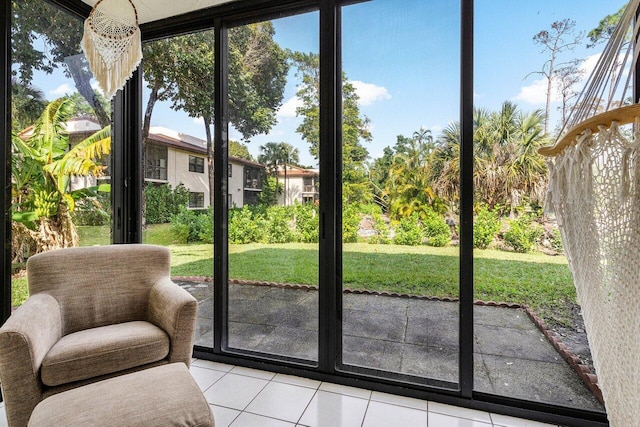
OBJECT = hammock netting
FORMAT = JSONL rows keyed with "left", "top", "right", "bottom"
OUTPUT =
{"left": 81, "top": 0, "right": 142, "bottom": 99}
{"left": 541, "top": 1, "right": 640, "bottom": 425}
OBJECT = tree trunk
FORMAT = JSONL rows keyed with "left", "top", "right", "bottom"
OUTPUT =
{"left": 204, "top": 116, "right": 215, "bottom": 210}
{"left": 140, "top": 85, "right": 160, "bottom": 229}
{"left": 65, "top": 55, "right": 111, "bottom": 127}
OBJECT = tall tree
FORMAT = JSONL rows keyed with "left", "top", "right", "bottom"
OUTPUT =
{"left": 12, "top": 0, "right": 111, "bottom": 126}
{"left": 229, "top": 141, "right": 254, "bottom": 161}
{"left": 587, "top": 4, "right": 626, "bottom": 47}
{"left": 142, "top": 24, "right": 289, "bottom": 211}
{"left": 386, "top": 128, "right": 443, "bottom": 218}
{"left": 554, "top": 61, "right": 585, "bottom": 128}
{"left": 258, "top": 142, "right": 285, "bottom": 197}
{"left": 291, "top": 51, "right": 372, "bottom": 204}
{"left": 530, "top": 19, "right": 583, "bottom": 133}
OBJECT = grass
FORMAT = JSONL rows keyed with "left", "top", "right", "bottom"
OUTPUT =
{"left": 12, "top": 225, "right": 577, "bottom": 326}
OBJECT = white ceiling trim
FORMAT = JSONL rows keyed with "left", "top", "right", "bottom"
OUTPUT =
{"left": 81, "top": 0, "right": 235, "bottom": 24}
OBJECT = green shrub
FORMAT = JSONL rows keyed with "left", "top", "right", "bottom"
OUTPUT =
{"left": 422, "top": 210, "right": 450, "bottom": 247}
{"left": 393, "top": 214, "right": 422, "bottom": 246}
{"left": 72, "top": 191, "right": 111, "bottom": 226}
{"left": 369, "top": 213, "right": 390, "bottom": 244}
{"left": 196, "top": 210, "right": 214, "bottom": 244}
{"left": 265, "top": 206, "right": 295, "bottom": 243}
{"left": 170, "top": 223, "right": 190, "bottom": 244}
{"left": 474, "top": 206, "right": 501, "bottom": 249}
{"left": 170, "top": 206, "right": 211, "bottom": 243}
{"left": 504, "top": 215, "right": 542, "bottom": 253}
{"left": 342, "top": 204, "right": 361, "bottom": 243}
{"left": 145, "top": 183, "right": 189, "bottom": 224}
{"left": 550, "top": 227, "right": 564, "bottom": 253}
{"left": 293, "top": 203, "right": 319, "bottom": 243}
{"left": 229, "top": 206, "right": 265, "bottom": 244}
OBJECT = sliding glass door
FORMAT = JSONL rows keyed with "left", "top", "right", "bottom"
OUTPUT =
{"left": 339, "top": 0, "right": 462, "bottom": 388}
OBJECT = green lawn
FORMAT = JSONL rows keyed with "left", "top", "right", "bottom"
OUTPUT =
{"left": 12, "top": 224, "right": 577, "bottom": 326}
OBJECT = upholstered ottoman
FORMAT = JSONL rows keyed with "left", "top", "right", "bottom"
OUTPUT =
{"left": 28, "top": 363, "right": 215, "bottom": 427}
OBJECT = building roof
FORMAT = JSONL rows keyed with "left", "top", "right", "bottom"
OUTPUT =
{"left": 147, "top": 126, "right": 263, "bottom": 168}
{"left": 276, "top": 164, "right": 319, "bottom": 178}
{"left": 53, "top": 118, "right": 264, "bottom": 169}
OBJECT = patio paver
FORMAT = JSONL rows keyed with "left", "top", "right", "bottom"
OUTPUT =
{"left": 180, "top": 280, "right": 604, "bottom": 413}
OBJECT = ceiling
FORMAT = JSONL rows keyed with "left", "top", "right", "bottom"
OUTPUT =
{"left": 81, "top": 0, "right": 236, "bottom": 24}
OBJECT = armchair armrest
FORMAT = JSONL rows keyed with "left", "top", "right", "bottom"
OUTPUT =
{"left": 0, "top": 293, "right": 62, "bottom": 427}
{"left": 148, "top": 278, "right": 198, "bottom": 367}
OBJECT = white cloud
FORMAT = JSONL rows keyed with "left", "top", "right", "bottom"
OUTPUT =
{"left": 90, "top": 81, "right": 104, "bottom": 95}
{"left": 513, "top": 51, "right": 603, "bottom": 106}
{"left": 513, "top": 77, "right": 555, "bottom": 105}
{"left": 580, "top": 52, "right": 601, "bottom": 77}
{"left": 277, "top": 96, "right": 302, "bottom": 117}
{"left": 193, "top": 116, "right": 203, "bottom": 125}
{"left": 49, "top": 84, "right": 72, "bottom": 96}
{"left": 429, "top": 124, "right": 443, "bottom": 134}
{"left": 351, "top": 80, "right": 391, "bottom": 106}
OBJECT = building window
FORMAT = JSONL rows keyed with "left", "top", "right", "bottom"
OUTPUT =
{"left": 244, "top": 167, "right": 262, "bottom": 190}
{"left": 145, "top": 144, "right": 167, "bottom": 180}
{"left": 189, "top": 156, "right": 205, "bottom": 173}
{"left": 189, "top": 192, "right": 204, "bottom": 208}
{"left": 228, "top": 162, "right": 232, "bottom": 177}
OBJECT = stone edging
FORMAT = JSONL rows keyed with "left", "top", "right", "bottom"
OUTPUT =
{"left": 172, "top": 276, "right": 602, "bottom": 403}
{"left": 522, "top": 306, "right": 603, "bottom": 404}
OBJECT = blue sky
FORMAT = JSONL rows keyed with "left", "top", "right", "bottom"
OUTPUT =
{"left": 34, "top": 0, "right": 624, "bottom": 167}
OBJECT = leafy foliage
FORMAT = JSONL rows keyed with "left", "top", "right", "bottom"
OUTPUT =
{"left": 473, "top": 205, "right": 501, "bottom": 249}
{"left": 11, "top": 97, "right": 111, "bottom": 261}
{"left": 12, "top": 0, "right": 111, "bottom": 125}
{"left": 291, "top": 51, "right": 372, "bottom": 204}
{"left": 342, "top": 204, "right": 361, "bottom": 243}
{"left": 170, "top": 207, "right": 212, "bottom": 244}
{"left": 145, "top": 183, "right": 189, "bottom": 224}
{"left": 393, "top": 214, "right": 423, "bottom": 246}
{"left": 504, "top": 215, "right": 542, "bottom": 253}
{"left": 229, "top": 207, "right": 266, "bottom": 244}
{"left": 265, "top": 206, "right": 295, "bottom": 243}
{"left": 422, "top": 210, "right": 451, "bottom": 247}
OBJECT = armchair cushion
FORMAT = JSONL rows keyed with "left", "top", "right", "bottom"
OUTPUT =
{"left": 41, "top": 321, "right": 170, "bottom": 387}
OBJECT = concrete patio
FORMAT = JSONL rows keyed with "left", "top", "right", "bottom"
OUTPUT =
{"left": 179, "top": 280, "right": 604, "bottom": 413}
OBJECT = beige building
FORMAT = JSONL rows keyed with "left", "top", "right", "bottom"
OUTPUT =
{"left": 65, "top": 119, "right": 264, "bottom": 209}
{"left": 276, "top": 164, "right": 319, "bottom": 206}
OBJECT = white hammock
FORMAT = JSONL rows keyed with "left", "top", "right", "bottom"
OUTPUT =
{"left": 81, "top": 0, "right": 142, "bottom": 99}
{"left": 540, "top": 1, "right": 640, "bottom": 425}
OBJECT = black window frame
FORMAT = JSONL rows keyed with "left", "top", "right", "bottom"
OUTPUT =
{"left": 0, "top": 0, "right": 610, "bottom": 424}
{"left": 189, "top": 155, "right": 205, "bottom": 173}
{"left": 189, "top": 191, "right": 205, "bottom": 208}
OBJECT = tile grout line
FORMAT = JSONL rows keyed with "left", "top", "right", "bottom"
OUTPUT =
{"left": 295, "top": 388, "right": 319, "bottom": 425}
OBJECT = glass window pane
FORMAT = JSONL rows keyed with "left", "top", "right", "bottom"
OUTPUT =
{"left": 141, "top": 30, "right": 216, "bottom": 348}
{"left": 341, "top": 0, "right": 460, "bottom": 387}
{"left": 227, "top": 12, "right": 319, "bottom": 361}
{"left": 11, "top": 0, "right": 113, "bottom": 307}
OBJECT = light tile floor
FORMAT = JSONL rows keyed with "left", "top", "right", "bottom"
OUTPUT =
{"left": 0, "top": 359, "right": 560, "bottom": 427}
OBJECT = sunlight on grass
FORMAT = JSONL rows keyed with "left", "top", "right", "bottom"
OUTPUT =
{"left": 12, "top": 233, "right": 577, "bottom": 326}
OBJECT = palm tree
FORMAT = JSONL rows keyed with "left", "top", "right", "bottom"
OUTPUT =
{"left": 430, "top": 102, "right": 549, "bottom": 213}
{"left": 386, "top": 128, "right": 443, "bottom": 218}
{"left": 12, "top": 97, "right": 111, "bottom": 261}
{"left": 258, "top": 141, "right": 285, "bottom": 192}
{"left": 258, "top": 142, "right": 299, "bottom": 205}
{"left": 11, "top": 78, "right": 47, "bottom": 131}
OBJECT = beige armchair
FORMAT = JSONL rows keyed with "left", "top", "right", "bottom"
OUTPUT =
{"left": 0, "top": 244, "right": 198, "bottom": 427}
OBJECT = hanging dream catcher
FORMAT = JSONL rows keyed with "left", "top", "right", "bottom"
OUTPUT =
{"left": 81, "top": 0, "right": 143, "bottom": 99}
